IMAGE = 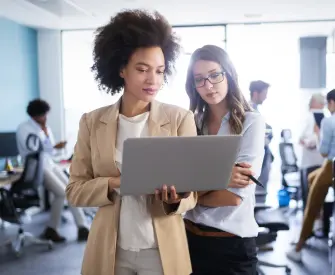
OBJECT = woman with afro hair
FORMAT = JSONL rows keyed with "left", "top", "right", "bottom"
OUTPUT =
{"left": 66, "top": 9, "right": 197, "bottom": 275}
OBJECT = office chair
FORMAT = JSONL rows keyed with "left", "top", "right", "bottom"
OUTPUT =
{"left": 279, "top": 129, "right": 301, "bottom": 212}
{"left": 0, "top": 152, "right": 53, "bottom": 256}
{"left": 255, "top": 205, "right": 291, "bottom": 274}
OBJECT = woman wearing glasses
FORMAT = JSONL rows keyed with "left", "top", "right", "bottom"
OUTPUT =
{"left": 184, "top": 45, "right": 265, "bottom": 275}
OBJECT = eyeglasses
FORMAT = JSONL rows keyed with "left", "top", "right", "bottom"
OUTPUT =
{"left": 194, "top": 72, "right": 225, "bottom": 88}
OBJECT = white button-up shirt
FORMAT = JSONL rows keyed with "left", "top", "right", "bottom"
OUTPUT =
{"left": 185, "top": 111, "right": 265, "bottom": 238}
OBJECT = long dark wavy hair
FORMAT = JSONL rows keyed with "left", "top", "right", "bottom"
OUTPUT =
{"left": 185, "top": 45, "right": 252, "bottom": 135}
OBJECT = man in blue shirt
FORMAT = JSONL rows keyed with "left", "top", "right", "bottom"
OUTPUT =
{"left": 287, "top": 89, "right": 335, "bottom": 262}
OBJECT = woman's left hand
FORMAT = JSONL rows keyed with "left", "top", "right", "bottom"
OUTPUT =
{"left": 155, "top": 185, "right": 190, "bottom": 204}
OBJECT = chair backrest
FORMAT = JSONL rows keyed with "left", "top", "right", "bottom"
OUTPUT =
{"left": 279, "top": 142, "right": 298, "bottom": 173}
{"left": 10, "top": 152, "right": 44, "bottom": 194}
{"left": 280, "top": 129, "right": 292, "bottom": 143}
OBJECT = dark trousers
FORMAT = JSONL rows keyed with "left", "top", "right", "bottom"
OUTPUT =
{"left": 186, "top": 228, "right": 258, "bottom": 275}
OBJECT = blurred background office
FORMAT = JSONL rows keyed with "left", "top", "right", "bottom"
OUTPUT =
{"left": 0, "top": 0, "right": 335, "bottom": 275}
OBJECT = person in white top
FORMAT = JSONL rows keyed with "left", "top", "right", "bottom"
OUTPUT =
{"left": 184, "top": 45, "right": 265, "bottom": 275}
{"left": 299, "top": 93, "right": 325, "bottom": 170}
{"left": 298, "top": 94, "right": 325, "bottom": 234}
{"left": 65, "top": 10, "right": 197, "bottom": 275}
{"left": 16, "top": 99, "right": 89, "bottom": 242}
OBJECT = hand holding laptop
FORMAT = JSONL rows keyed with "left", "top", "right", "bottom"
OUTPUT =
{"left": 155, "top": 185, "right": 190, "bottom": 204}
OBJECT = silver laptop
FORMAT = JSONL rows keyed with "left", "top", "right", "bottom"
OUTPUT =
{"left": 120, "top": 135, "right": 242, "bottom": 196}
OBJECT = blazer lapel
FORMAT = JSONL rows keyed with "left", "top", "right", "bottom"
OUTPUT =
{"left": 148, "top": 101, "right": 170, "bottom": 137}
{"left": 95, "top": 99, "right": 169, "bottom": 176}
{"left": 96, "top": 99, "right": 121, "bottom": 175}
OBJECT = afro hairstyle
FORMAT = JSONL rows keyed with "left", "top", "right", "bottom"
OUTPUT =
{"left": 91, "top": 9, "right": 181, "bottom": 95}
{"left": 27, "top": 99, "right": 50, "bottom": 117}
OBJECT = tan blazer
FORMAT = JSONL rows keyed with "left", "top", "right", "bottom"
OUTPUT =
{"left": 66, "top": 99, "right": 197, "bottom": 275}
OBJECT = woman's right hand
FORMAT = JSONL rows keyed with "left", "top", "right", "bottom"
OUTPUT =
{"left": 108, "top": 169, "right": 121, "bottom": 193}
{"left": 108, "top": 176, "right": 121, "bottom": 190}
{"left": 228, "top": 162, "right": 253, "bottom": 188}
{"left": 107, "top": 176, "right": 120, "bottom": 201}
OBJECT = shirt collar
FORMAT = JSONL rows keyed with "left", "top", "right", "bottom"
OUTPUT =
{"left": 222, "top": 112, "right": 230, "bottom": 121}
{"left": 29, "top": 118, "right": 48, "bottom": 132}
{"left": 310, "top": 109, "right": 324, "bottom": 114}
{"left": 249, "top": 101, "right": 258, "bottom": 111}
{"left": 29, "top": 118, "right": 41, "bottom": 129}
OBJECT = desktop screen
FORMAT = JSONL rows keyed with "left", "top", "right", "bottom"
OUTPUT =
{"left": 0, "top": 132, "right": 18, "bottom": 158}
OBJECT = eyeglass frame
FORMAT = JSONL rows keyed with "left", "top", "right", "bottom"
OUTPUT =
{"left": 194, "top": 71, "right": 226, "bottom": 88}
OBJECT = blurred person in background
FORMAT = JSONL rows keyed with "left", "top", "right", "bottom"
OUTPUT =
{"left": 16, "top": 99, "right": 89, "bottom": 243}
{"left": 299, "top": 93, "right": 325, "bottom": 228}
{"left": 249, "top": 80, "right": 273, "bottom": 190}
{"left": 299, "top": 93, "right": 325, "bottom": 169}
{"left": 287, "top": 89, "right": 335, "bottom": 262}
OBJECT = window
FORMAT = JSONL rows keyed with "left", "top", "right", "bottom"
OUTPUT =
{"left": 61, "top": 26, "right": 226, "bottom": 151}
{"left": 226, "top": 22, "right": 335, "bottom": 185}
{"left": 62, "top": 30, "right": 121, "bottom": 150}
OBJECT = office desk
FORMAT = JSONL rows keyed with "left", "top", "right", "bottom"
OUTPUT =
{"left": 0, "top": 174, "right": 21, "bottom": 188}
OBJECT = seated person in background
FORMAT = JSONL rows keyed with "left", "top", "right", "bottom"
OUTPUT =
{"left": 16, "top": 99, "right": 89, "bottom": 242}
{"left": 249, "top": 80, "right": 273, "bottom": 189}
{"left": 287, "top": 89, "right": 335, "bottom": 262}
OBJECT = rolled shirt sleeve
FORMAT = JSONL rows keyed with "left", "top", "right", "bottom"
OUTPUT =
{"left": 319, "top": 117, "right": 332, "bottom": 156}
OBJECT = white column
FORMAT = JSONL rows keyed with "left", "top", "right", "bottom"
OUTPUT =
{"left": 37, "top": 29, "right": 65, "bottom": 142}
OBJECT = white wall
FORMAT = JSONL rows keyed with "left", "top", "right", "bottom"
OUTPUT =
{"left": 37, "top": 29, "right": 65, "bottom": 142}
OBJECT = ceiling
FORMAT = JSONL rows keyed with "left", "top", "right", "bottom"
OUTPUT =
{"left": 1, "top": 0, "right": 335, "bottom": 31}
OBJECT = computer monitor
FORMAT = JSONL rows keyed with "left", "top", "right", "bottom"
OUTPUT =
{"left": 0, "top": 132, "right": 19, "bottom": 158}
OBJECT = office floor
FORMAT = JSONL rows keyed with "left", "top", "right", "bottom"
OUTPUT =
{"left": 0, "top": 167, "right": 332, "bottom": 275}
{"left": 0, "top": 209, "right": 331, "bottom": 275}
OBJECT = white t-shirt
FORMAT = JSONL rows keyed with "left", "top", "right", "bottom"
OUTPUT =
{"left": 115, "top": 112, "right": 157, "bottom": 251}
{"left": 299, "top": 110, "right": 324, "bottom": 169}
